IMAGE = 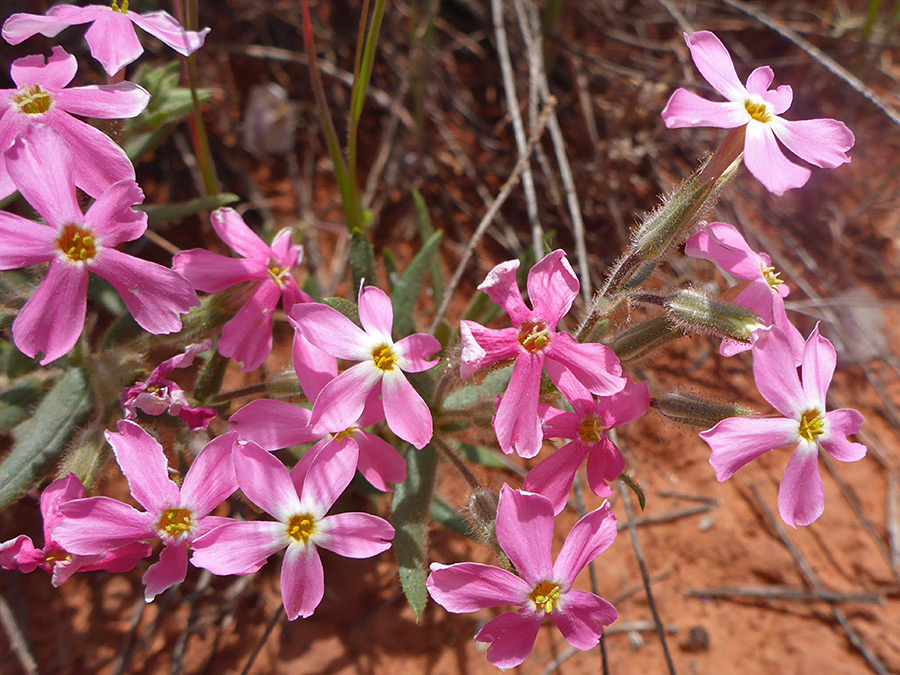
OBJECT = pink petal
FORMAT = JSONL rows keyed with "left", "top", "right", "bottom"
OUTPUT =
{"left": 10, "top": 47, "right": 76, "bottom": 89}
{"left": 152, "top": 340, "right": 212, "bottom": 378}
{"left": 394, "top": 333, "right": 441, "bottom": 372}
{"left": 40, "top": 474, "right": 85, "bottom": 537}
{"left": 523, "top": 443, "right": 585, "bottom": 515}
{"left": 458, "top": 322, "right": 518, "bottom": 378}
{"left": 55, "top": 497, "right": 154, "bottom": 555}
{"left": 48, "top": 111, "right": 137, "bottom": 198}
{"left": 0, "top": 111, "right": 26, "bottom": 199}
{"left": 5, "top": 124, "right": 81, "bottom": 226}
{"left": 233, "top": 442, "right": 301, "bottom": 521}
{"left": 172, "top": 249, "right": 264, "bottom": 291}
{"left": 602, "top": 378, "right": 650, "bottom": 427}
{"left": 526, "top": 250, "right": 578, "bottom": 327}
{"left": 546, "top": 335, "right": 625, "bottom": 396}
{"left": 84, "top": 179, "right": 146, "bottom": 246}
{"left": 752, "top": 327, "right": 804, "bottom": 417}
{"left": 355, "top": 431, "right": 407, "bottom": 490}
{"left": 770, "top": 117, "right": 854, "bottom": 169}
{"left": 540, "top": 406, "right": 581, "bottom": 441}
{"left": 291, "top": 302, "right": 373, "bottom": 361}
{"left": 2, "top": 8, "right": 98, "bottom": 45}
{"left": 493, "top": 353, "right": 543, "bottom": 457}
{"left": 316, "top": 512, "right": 394, "bottom": 558}
{"left": 129, "top": 10, "right": 210, "bottom": 57}
{"left": 744, "top": 66, "right": 774, "bottom": 95}
{"left": 288, "top": 439, "right": 328, "bottom": 495}
{"left": 0, "top": 535, "right": 41, "bottom": 573}
{"left": 822, "top": 409, "right": 866, "bottom": 462}
{"left": 190, "top": 520, "right": 286, "bottom": 575}
{"left": 733, "top": 281, "right": 775, "bottom": 325}
{"left": 551, "top": 590, "right": 617, "bottom": 650}
{"left": 106, "top": 420, "right": 180, "bottom": 513}
{"left": 496, "top": 485, "right": 554, "bottom": 583}
{"left": 585, "top": 437, "right": 624, "bottom": 498}
{"left": 358, "top": 285, "right": 394, "bottom": 339}
{"left": 90, "top": 248, "right": 199, "bottom": 334}
{"left": 800, "top": 324, "right": 835, "bottom": 408}
{"left": 56, "top": 81, "right": 150, "bottom": 119}
{"left": 218, "top": 281, "right": 281, "bottom": 371}
{"left": 209, "top": 208, "right": 271, "bottom": 259}
{"left": 13, "top": 261, "right": 87, "bottom": 364}
{"left": 79, "top": 541, "right": 150, "bottom": 575}
{"left": 229, "top": 400, "right": 317, "bottom": 450}
{"left": 478, "top": 259, "right": 530, "bottom": 325}
{"left": 180, "top": 433, "right": 239, "bottom": 517}
{"left": 700, "top": 416, "right": 799, "bottom": 482}
{"left": 270, "top": 228, "right": 301, "bottom": 268}
{"left": 298, "top": 437, "right": 358, "bottom": 515}
{"left": 291, "top": 329, "right": 337, "bottom": 401}
{"left": 684, "top": 222, "right": 762, "bottom": 280}
{"left": 662, "top": 88, "right": 752, "bottom": 129}
{"left": 382, "top": 369, "right": 433, "bottom": 449}
{"left": 765, "top": 85, "right": 793, "bottom": 115}
{"left": 281, "top": 544, "right": 324, "bottom": 620}
{"left": 778, "top": 445, "right": 824, "bottom": 527}
{"left": 475, "top": 612, "right": 542, "bottom": 670}
{"left": 142, "top": 543, "right": 187, "bottom": 602}
{"left": 0, "top": 212, "right": 55, "bottom": 270}
{"left": 178, "top": 406, "right": 217, "bottom": 431}
{"left": 771, "top": 298, "right": 805, "bottom": 366}
{"left": 83, "top": 11, "right": 143, "bottom": 77}
{"left": 743, "top": 122, "right": 811, "bottom": 196}
{"left": 553, "top": 503, "right": 617, "bottom": 585}
{"left": 426, "top": 562, "right": 530, "bottom": 612}
{"left": 684, "top": 31, "right": 747, "bottom": 101}
{"left": 309, "top": 362, "right": 383, "bottom": 435}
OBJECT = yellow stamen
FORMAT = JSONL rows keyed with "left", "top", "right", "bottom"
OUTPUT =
{"left": 518, "top": 321, "right": 550, "bottom": 353}
{"left": 744, "top": 99, "right": 772, "bottom": 124}
{"left": 56, "top": 224, "right": 97, "bottom": 263}
{"left": 760, "top": 263, "right": 784, "bottom": 290}
{"left": 529, "top": 580, "right": 562, "bottom": 614}
{"left": 334, "top": 426, "right": 358, "bottom": 442}
{"left": 578, "top": 416, "right": 608, "bottom": 444}
{"left": 267, "top": 260, "right": 290, "bottom": 287}
{"left": 111, "top": 0, "right": 129, "bottom": 12}
{"left": 372, "top": 344, "right": 397, "bottom": 371}
{"left": 13, "top": 84, "right": 52, "bottom": 115}
{"left": 155, "top": 508, "right": 194, "bottom": 539}
{"left": 43, "top": 548, "right": 72, "bottom": 566}
{"left": 798, "top": 409, "right": 825, "bottom": 443}
{"left": 286, "top": 513, "right": 316, "bottom": 544}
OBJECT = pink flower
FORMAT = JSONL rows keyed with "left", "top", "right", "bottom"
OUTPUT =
{"left": 190, "top": 441, "right": 395, "bottom": 620}
{"left": 0, "top": 474, "right": 150, "bottom": 587}
{"left": 290, "top": 285, "right": 441, "bottom": 449}
{"left": 524, "top": 375, "right": 649, "bottom": 514}
{"left": 229, "top": 333, "right": 406, "bottom": 491}
{"left": 699, "top": 325, "right": 867, "bottom": 527}
{"left": 120, "top": 340, "right": 217, "bottom": 430}
{"left": 3, "top": 3, "right": 210, "bottom": 77}
{"left": 661, "top": 31, "right": 854, "bottom": 195}
{"left": 427, "top": 485, "right": 618, "bottom": 669}
{"left": 54, "top": 422, "right": 239, "bottom": 601}
{"left": 0, "top": 124, "right": 199, "bottom": 364}
{"left": 173, "top": 208, "right": 309, "bottom": 372}
{"left": 0, "top": 46, "right": 149, "bottom": 199}
{"left": 460, "top": 250, "right": 626, "bottom": 457}
{"left": 685, "top": 221, "right": 805, "bottom": 362}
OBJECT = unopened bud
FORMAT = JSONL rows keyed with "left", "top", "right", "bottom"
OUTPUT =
{"left": 466, "top": 488, "right": 499, "bottom": 550}
{"left": 652, "top": 391, "right": 755, "bottom": 428}
{"left": 610, "top": 316, "right": 685, "bottom": 362}
{"left": 665, "top": 288, "right": 762, "bottom": 342}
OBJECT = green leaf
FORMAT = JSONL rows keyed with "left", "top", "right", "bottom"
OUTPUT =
{"left": 392, "top": 230, "right": 442, "bottom": 338}
{"left": 391, "top": 444, "right": 437, "bottom": 620}
{"left": 138, "top": 193, "right": 239, "bottom": 224}
{"left": 619, "top": 473, "right": 646, "bottom": 511}
{"left": 430, "top": 495, "right": 474, "bottom": 539}
{"left": 412, "top": 190, "right": 444, "bottom": 306}
{"left": 0, "top": 375, "right": 51, "bottom": 435}
{"left": 454, "top": 442, "right": 507, "bottom": 468}
{"left": 323, "top": 297, "right": 361, "bottom": 328}
{"left": 349, "top": 229, "right": 376, "bottom": 291}
{"left": 0, "top": 368, "right": 91, "bottom": 509}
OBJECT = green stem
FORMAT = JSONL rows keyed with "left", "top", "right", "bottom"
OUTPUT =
{"left": 347, "top": 0, "right": 386, "bottom": 188}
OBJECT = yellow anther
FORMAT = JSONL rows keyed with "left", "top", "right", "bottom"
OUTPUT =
{"left": 529, "top": 580, "right": 562, "bottom": 614}
{"left": 267, "top": 260, "right": 290, "bottom": 287}
{"left": 744, "top": 99, "right": 772, "bottom": 123}
{"left": 578, "top": 416, "right": 608, "bottom": 444}
{"left": 13, "top": 84, "right": 52, "bottom": 115}
{"left": 334, "top": 426, "right": 358, "bottom": 442}
{"left": 111, "top": 0, "right": 129, "bottom": 12}
{"left": 760, "top": 264, "right": 784, "bottom": 290}
{"left": 518, "top": 321, "right": 550, "bottom": 353}
{"left": 155, "top": 508, "right": 194, "bottom": 539}
{"left": 43, "top": 548, "right": 72, "bottom": 566}
{"left": 286, "top": 513, "right": 316, "bottom": 543}
{"left": 798, "top": 409, "right": 825, "bottom": 443}
{"left": 56, "top": 224, "right": 97, "bottom": 263}
{"left": 372, "top": 344, "right": 397, "bottom": 371}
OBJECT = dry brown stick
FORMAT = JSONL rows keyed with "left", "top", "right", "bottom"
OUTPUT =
{"left": 611, "top": 566, "right": 676, "bottom": 605}
{"left": 491, "top": 0, "right": 544, "bottom": 264}
{"left": 616, "top": 503, "right": 715, "bottom": 531}
{"left": 428, "top": 98, "right": 556, "bottom": 333}
{"left": 658, "top": 490, "right": 720, "bottom": 505}
{"left": 239, "top": 605, "right": 284, "bottom": 675}
{"left": 684, "top": 586, "right": 888, "bottom": 604}
{"left": 618, "top": 480, "right": 678, "bottom": 675}
{"left": 748, "top": 482, "right": 889, "bottom": 675}
{"left": 540, "top": 622, "right": 680, "bottom": 675}
{"left": 719, "top": 0, "right": 900, "bottom": 129}
{"left": 0, "top": 590, "right": 37, "bottom": 675}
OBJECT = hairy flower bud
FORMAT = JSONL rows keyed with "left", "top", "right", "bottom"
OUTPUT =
{"left": 665, "top": 288, "right": 763, "bottom": 342}
{"left": 610, "top": 316, "right": 685, "bottom": 362}
{"left": 652, "top": 391, "right": 755, "bottom": 428}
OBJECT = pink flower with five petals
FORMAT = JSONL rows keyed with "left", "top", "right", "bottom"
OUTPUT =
{"left": 699, "top": 325, "right": 867, "bottom": 527}
{"left": 460, "top": 250, "right": 626, "bottom": 458}
{"left": 427, "top": 485, "right": 618, "bottom": 669}
{"left": 662, "top": 31, "right": 854, "bottom": 195}
{"left": 3, "top": 3, "right": 210, "bottom": 77}
{"left": 0, "top": 46, "right": 149, "bottom": 200}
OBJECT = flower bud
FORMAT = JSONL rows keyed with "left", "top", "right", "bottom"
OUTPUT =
{"left": 610, "top": 316, "right": 685, "bottom": 362}
{"left": 665, "top": 288, "right": 763, "bottom": 342}
{"left": 652, "top": 391, "right": 755, "bottom": 428}
{"left": 466, "top": 488, "right": 500, "bottom": 551}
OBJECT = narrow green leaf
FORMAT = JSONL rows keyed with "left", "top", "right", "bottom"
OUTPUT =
{"left": 0, "top": 368, "right": 91, "bottom": 509}
{"left": 454, "top": 442, "right": 507, "bottom": 469}
{"left": 392, "top": 230, "right": 442, "bottom": 338}
{"left": 619, "top": 473, "right": 646, "bottom": 511}
{"left": 411, "top": 190, "right": 444, "bottom": 306}
{"left": 139, "top": 193, "right": 239, "bottom": 224}
{"left": 323, "top": 297, "right": 361, "bottom": 328}
{"left": 0, "top": 375, "right": 51, "bottom": 435}
{"left": 349, "top": 229, "right": 376, "bottom": 292}
{"left": 391, "top": 444, "right": 437, "bottom": 620}
{"left": 430, "top": 496, "right": 474, "bottom": 539}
